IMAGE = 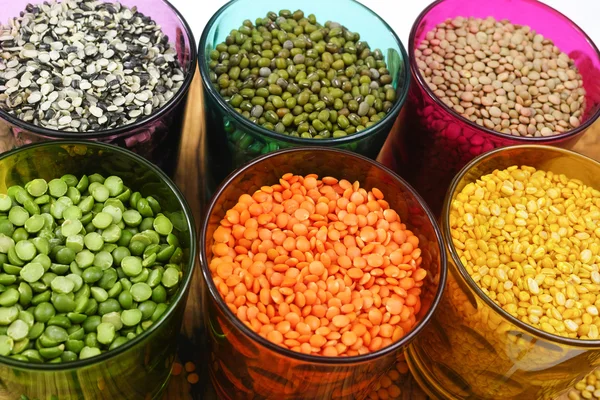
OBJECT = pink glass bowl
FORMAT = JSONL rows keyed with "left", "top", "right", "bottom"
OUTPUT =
{"left": 378, "top": 0, "right": 600, "bottom": 216}
{"left": 0, "top": 0, "right": 197, "bottom": 177}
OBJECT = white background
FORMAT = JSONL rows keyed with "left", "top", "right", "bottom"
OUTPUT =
{"left": 170, "top": 0, "right": 600, "bottom": 49}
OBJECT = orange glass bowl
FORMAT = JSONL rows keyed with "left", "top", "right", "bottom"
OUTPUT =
{"left": 200, "top": 147, "right": 447, "bottom": 400}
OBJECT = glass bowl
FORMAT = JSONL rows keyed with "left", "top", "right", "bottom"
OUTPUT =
{"left": 378, "top": 0, "right": 600, "bottom": 216}
{"left": 407, "top": 145, "right": 600, "bottom": 400}
{"left": 0, "top": 141, "right": 196, "bottom": 399}
{"left": 198, "top": 0, "right": 410, "bottom": 192}
{"left": 200, "top": 147, "right": 446, "bottom": 400}
{"left": 0, "top": 0, "right": 197, "bottom": 178}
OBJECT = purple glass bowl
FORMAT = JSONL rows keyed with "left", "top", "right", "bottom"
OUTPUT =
{"left": 0, "top": 0, "right": 197, "bottom": 177}
{"left": 378, "top": 0, "right": 600, "bottom": 216}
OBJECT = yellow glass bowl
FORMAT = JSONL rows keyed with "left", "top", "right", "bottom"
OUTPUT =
{"left": 407, "top": 145, "right": 600, "bottom": 400}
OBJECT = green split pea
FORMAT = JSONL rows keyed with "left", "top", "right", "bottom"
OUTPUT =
{"left": 0, "top": 173, "right": 186, "bottom": 363}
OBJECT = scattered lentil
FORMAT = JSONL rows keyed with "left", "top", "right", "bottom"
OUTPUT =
{"left": 209, "top": 173, "right": 426, "bottom": 356}
{"left": 208, "top": 9, "right": 398, "bottom": 139}
{"left": 450, "top": 165, "right": 600, "bottom": 338}
{"left": 416, "top": 16, "right": 586, "bottom": 137}
{"left": 0, "top": 0, "right": 185, "bottom": 132}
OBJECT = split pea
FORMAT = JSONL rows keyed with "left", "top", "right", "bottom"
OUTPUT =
{"left": 451, "top": 165, "right": 600, "bottom": 338}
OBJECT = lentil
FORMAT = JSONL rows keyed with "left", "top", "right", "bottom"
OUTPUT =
{"left": 451, "top": 165, "right": 600, "bottom": 338}
{"left": 209, "top": 10, "right": 398, "bottom": 139}
{"left": 416, "top": 16, "right": 586, "bottom": 137}
{"left": 0, "top": 173, "right": 185, "bottom": 363}
{"left": 0, "top": 0, "right": 185, "bottom": 132}
{"left": 209, "top": 173, "right": 426, "bottom": 356}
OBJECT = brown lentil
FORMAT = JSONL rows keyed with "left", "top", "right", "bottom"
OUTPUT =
{"left": 450, "top": 165, "right": 600, "bottom": 338}
{"left": 416, "top": 16, "right": 586, "bottom": 137}
{"left": 209, "top": 173, "right": 426, "bottom": 356}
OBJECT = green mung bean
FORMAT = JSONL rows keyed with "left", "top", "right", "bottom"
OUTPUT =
{"left": 209, "top": 9, "right": 398, "bottom": 140}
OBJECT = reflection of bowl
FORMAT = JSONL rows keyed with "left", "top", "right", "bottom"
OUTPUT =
{"left": 0, "top": 0, "right": 197, "bottom": 177}
{"left": 198, "top": 0, "right": 410, "bottom": 191}
{"left": 0, "top": 141, "right": 196, "bottom": 400}
{"left": 200, "top": 147, "right": 447, "bottom": 400}
{"left": 378, "top": 0, "right": 600, "bottom": 216}
{"left": 408, "top": 145, "right": 600, "bottom": 400}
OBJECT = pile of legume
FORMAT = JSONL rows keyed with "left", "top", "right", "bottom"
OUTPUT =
{"left": 416, "top": 16, "right": 586, "bottom": 137}
{"left": 0, "top": 173, "right": 184, "bottom": 363}
{"left": 0, "top": 0, "right": 185, "bottom": 132}
{"left": 450, "top": 165, "right": 600, "bottom": 338}
{"left": 209, "top": 173, "right": 426, "bottom": 356}
{"left": 208, "top": 9, "right": 397, "bottom": 139}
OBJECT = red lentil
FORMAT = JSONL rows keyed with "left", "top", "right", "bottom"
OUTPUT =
{"left": 187, "top": 373, "right": 200, "bottom": 385}
{"left": 172, "top": 362, "right": 183, "bottom": 376}
{"left": 209, "top": 174, "right": 427, "bottom": 356}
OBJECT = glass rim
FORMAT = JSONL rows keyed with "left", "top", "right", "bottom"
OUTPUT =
{"left": 0, "top": 140, "right": 198, "bottom": 371}
{"left": 197, "top": 0, "right": 411, "bottom": 146}
{"left": 0, "top": 0, "right": 198, "bottom": 139}
{"left": 442, "top": 144, "right": 600, "bottom": 347}
{"left": 200, "top": 146, "right": 448, "bottom": 365}
{"left": 408, "top": 0, "right": 600, "bottom": 143}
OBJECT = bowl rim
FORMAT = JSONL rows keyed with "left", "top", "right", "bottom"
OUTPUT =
{"left": 408, "top": 0, "right": 600, "bottom": 143}
{"left": 442, "top": 144, "right": 600, "bottom": 347}
{"left": 197, "top": 0, "right": 411, "bottom": 146}
{"left": 0, "top": 0, "right": 198, "bottom": 139}
{"left": 200, "top": 146, "right": 448, "bottom": 364}
{"left": 0, "top": 140, "right": 198, "bottom": 370}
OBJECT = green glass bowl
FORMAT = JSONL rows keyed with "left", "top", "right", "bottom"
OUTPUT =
{"left": 0, "top": 141, "right": 196, "bottom": 400}
{"left": 198, "top": 0, "right": 410, "bottom": 192}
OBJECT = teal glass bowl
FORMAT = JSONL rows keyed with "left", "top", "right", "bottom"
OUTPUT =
{"left": 198, "top": 0, "right": 410, "bottom": 192}
{"left": 0, "top": 141, "right": 196, "bottom": 400}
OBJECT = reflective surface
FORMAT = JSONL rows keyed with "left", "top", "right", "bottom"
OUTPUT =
{"left": 200, "top": 147, "right": 446, "bottom": 400}
{"left": 0, "top": 141, "right": 196, "bottom": 399}
{"left": 408, "top": 145, "right": 600, "bottom": 400}
{"left": 378, "top": 0, "right": 600, "bottom": 216}
{"left": 0, "top": 0, "right": 197, "bottom": 177}
{"left": 198, "top": 0, "right": 410, "bottom": 193}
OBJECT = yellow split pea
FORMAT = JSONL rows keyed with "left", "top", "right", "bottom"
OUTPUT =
{"left": 450, "top": 165, "right": 600, "bottom": 339}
